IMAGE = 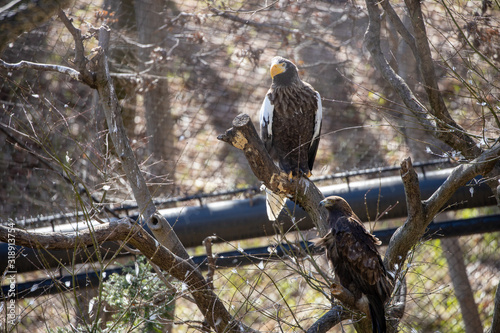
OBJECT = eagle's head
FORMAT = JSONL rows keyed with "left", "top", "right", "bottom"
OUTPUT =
{"left": 319, "top": 196, "right": 352, "bottom": 213}
{"left": 270, "top": 56, "right": 299, "bottom": 87}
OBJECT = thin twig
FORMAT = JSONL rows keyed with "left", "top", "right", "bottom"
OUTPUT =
{"left": 57, "top": 9, "right": 87, "bottom": 72}
{"left": 202, "top": 236, "right": 218, "bottom": 290}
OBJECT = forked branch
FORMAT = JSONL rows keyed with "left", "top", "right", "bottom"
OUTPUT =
{"left": 385, "top": 148, "right": 500, "bottom": 274}
{"left": 364, "top": 0, "right": 481, "bottom": 159}
{"left": 363, "top": 0, "right": 500, "bottom": 276}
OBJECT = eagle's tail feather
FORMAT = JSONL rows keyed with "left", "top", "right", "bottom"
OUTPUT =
{"left": 265, "top": 189, "right": 287, "bottom": 221}
{"left": 367, "top": 295, "right": 387, "bottom": 333}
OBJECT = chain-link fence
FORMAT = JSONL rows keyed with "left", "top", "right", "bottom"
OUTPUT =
{"left": 1, "top": 0, "right": 499, "bottom": 332}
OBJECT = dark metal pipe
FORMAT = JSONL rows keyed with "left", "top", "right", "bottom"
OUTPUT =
{"left": 1, "top": 267, "right": 124, "bottom": 299}
{"left": 199, "top": 213, "right": 500, "bottom": 269}
{"left": 165, "top": 169, "right": 494, "bottom": 247}
{"left": 0, "top": 169, "right": 495, "bottom": 274}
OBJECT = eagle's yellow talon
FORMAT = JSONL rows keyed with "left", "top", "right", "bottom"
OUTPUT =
{"left": 330, "top": 282, "right": 342, "bottom": 296}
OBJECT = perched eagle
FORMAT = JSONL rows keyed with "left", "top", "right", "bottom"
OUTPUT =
{"left": 259, "top": 56, "right": 322, "bottom": 220}
{"left": 314, "top": 196, "right": 393, "bottom": 333}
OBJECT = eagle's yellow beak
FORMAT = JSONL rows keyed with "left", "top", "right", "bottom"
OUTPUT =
{"left": 319, "top": 198, "right": 330, "bottom": 208}
{"left": 270, "top": 62, "right": 286, "bottom": 78}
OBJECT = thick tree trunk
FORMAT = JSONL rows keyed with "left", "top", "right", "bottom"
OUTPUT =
{"left": 135, "top": 0, "right": 176, "bottom": 195}
{"left": 492, "top": 281, "right": 500, "bottom": 333}
{"left": 441, "top": 236, "right": 483, "bottom": 333}
{"left": 104, "top": 0, "right": 138, "bottom": 139}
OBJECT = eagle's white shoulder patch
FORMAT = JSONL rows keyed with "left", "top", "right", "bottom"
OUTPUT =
{"left": 313, "top": 92, "right": 322, "bottom": 140}
{"left": 259, "top": 94, "right": 274, "bottom": 136}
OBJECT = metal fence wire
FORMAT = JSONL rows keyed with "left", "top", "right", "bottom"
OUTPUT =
{"left": 0, "top": 0, "right": 499, "bottom": 332}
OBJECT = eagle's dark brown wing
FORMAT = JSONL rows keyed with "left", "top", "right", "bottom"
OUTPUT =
{"left": 333, "top": 215, "right": 392, "bottom": 299}
{"left": 267, "top": 84, "right": 321, "bottom": 177}
{"left": 331, "top": 215, "right": 392, "bottom": 333}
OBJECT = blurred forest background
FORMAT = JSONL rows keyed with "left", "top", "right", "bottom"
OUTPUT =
{"left": 1, "top": 0, "right": 500, "bottom": 332}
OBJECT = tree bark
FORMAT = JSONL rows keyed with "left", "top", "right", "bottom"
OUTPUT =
{"left": 492, "top": 280, "right": 500, "bottom": 333}
{"left": 135, "top": 0, "right": 176, "bottom": 195}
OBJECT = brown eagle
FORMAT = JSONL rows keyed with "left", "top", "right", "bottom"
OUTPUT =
{"left": 314, "top": 196, "right": 393, "bottom": 333}
{"left": 259, "top": 56, "right": 322, "bottom": 220}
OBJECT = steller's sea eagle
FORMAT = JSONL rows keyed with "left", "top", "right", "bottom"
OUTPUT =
{"left": 259, "top": 56, "right": 322, "bottom": 221}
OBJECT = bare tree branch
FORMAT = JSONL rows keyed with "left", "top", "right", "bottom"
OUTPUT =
{"left": 364, "top": 0, "right": 481, "bottom": 160}
{"left": 403, "top": 0, "right": 481, "bottom": 159}
{"left": 364, "top": 0, "right": 436, "bottom": 134}
{"left": 400, "top": 157, "right": 425, "bottom": 228}
{"left": 203, "top": 236, "right": 218, "bottom": 290}
{"left": 364, "top": 0, "right": 500, "bottom": 280}
{"left": 0, "top": 218, "right": 129, "bottom": 250}
{"left": 0, "top": 59, "right": 82, "bottom": 79}
{"left": 385, "top": 145, "right": 500, "bottom": 273}
{"left": 383, "top": 152, "right": 500, "bottom": 331}
{"left": 57, "top": 8, "right": 95, "bottom": 86}
{"left": 306, "top": 305, "right": 351, "bottom": 333}
{"left": 380, "top": 0, "right": 418, "bottom": 58}
{"left": 424, "top": 145, "right": 500, "bottom": 220}
{"left": 68, "top": 21, "right": 190, "bottom": 261}
{"left": 492, "top": 281, "right": 500, "bottom": 333}
{"left": 384, "top": 157, "right": 425, "bottom": 271}
{"left": 441, "top": 237, "right": 483, "bottom": 333}
{"left": 387, "top": 277, "right": 406, "bottom": 331}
